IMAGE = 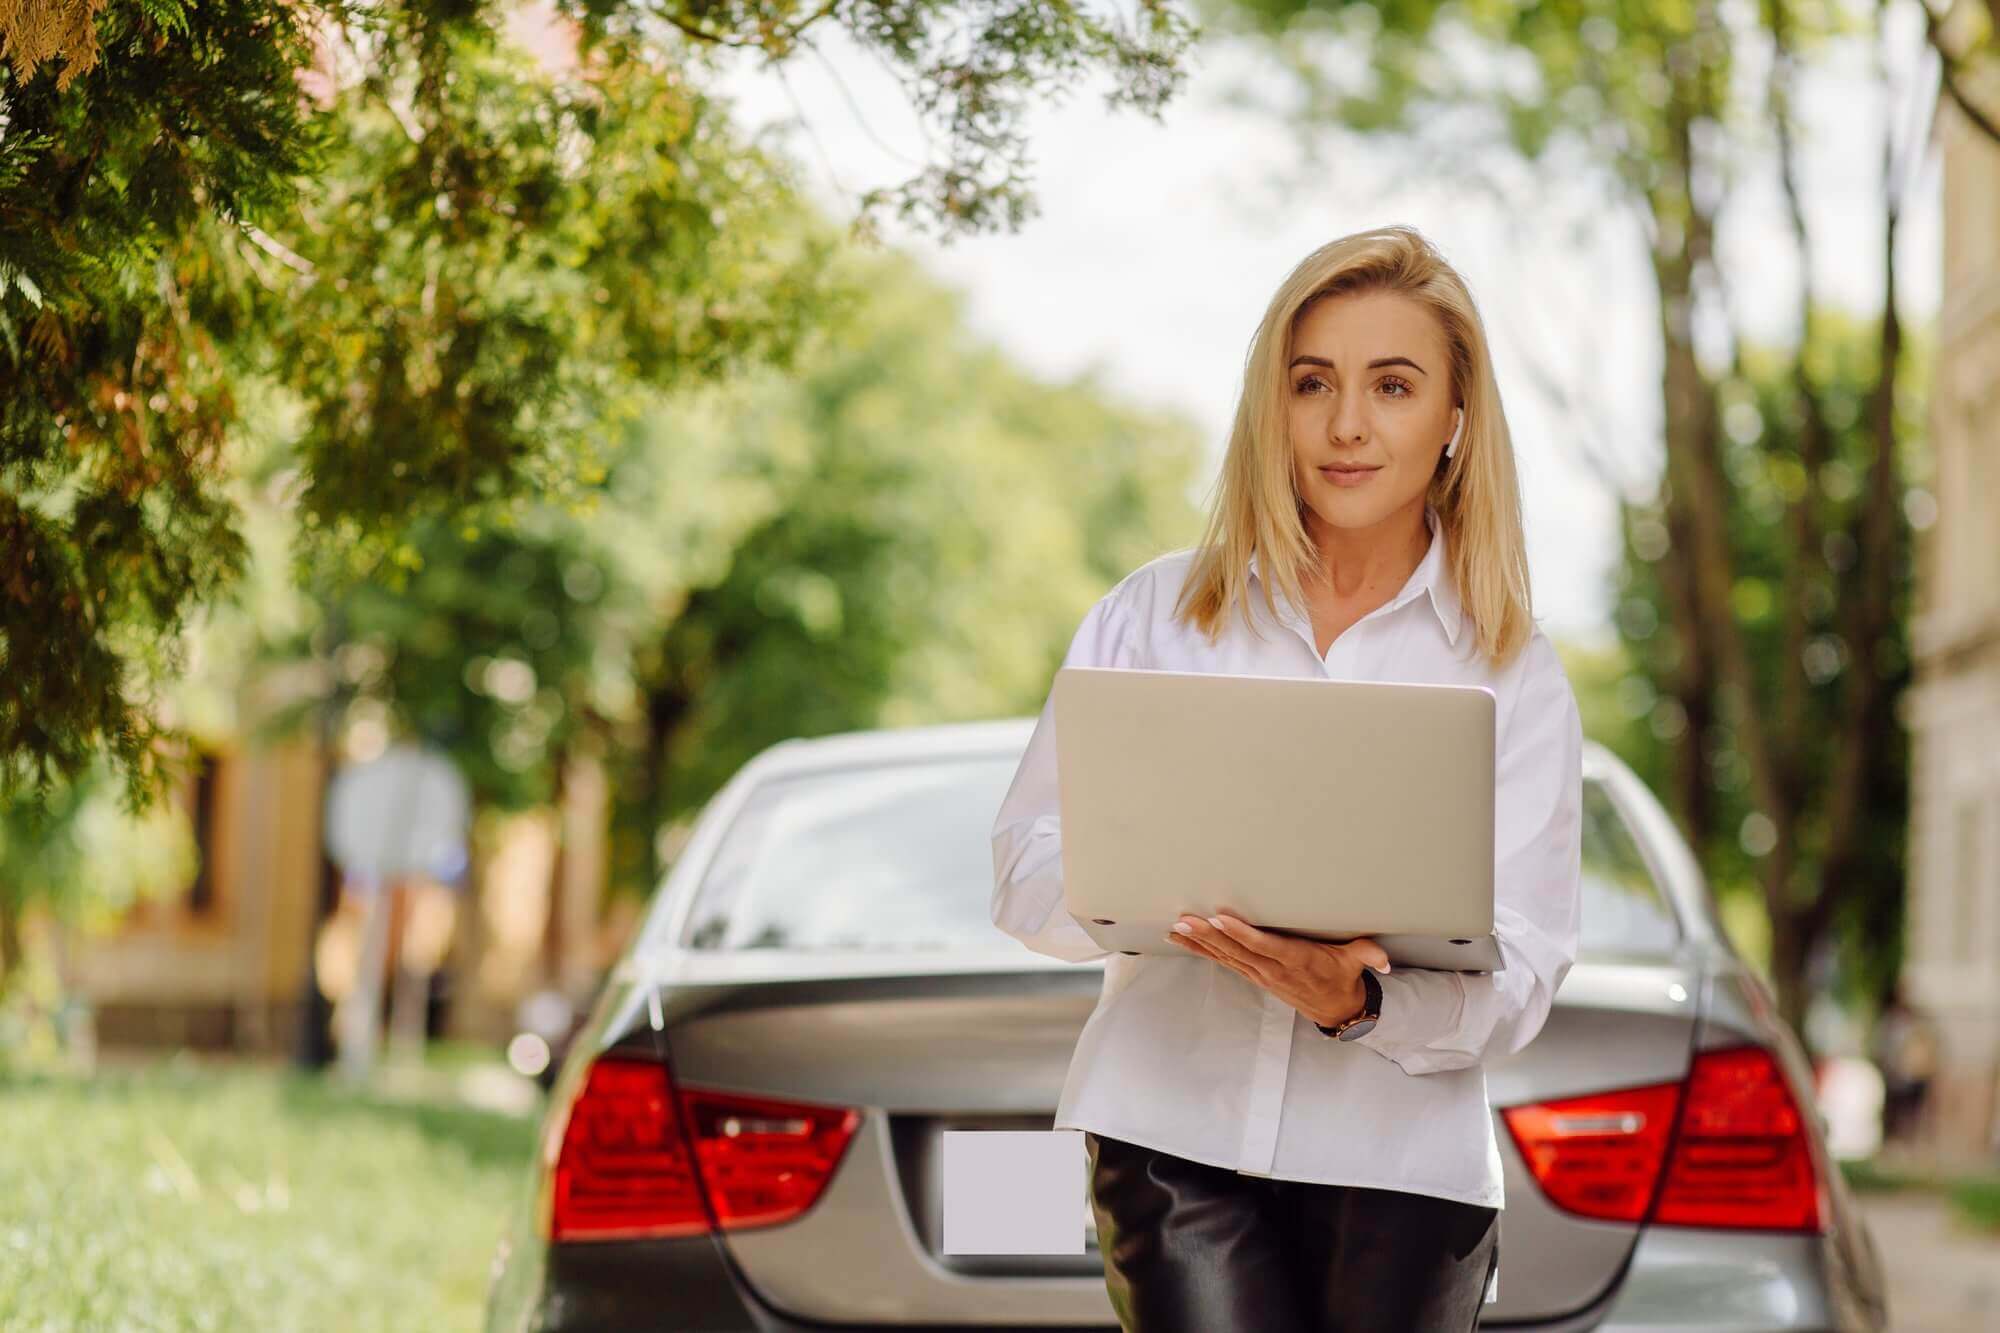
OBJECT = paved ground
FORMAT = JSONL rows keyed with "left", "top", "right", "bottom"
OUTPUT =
{"left": 1857, "top": 1190, "right": 2000, "bottom": 1332}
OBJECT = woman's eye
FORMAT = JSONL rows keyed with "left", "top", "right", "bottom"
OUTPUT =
{"left": 1294, "top": 375, "right": 1414, "bottom": 397}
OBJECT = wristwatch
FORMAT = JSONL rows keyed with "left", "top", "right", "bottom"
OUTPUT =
{"left": 1314, "top": 967, "right": 1382, "bottom": 1041}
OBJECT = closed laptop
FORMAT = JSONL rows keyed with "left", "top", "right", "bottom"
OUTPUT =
{"left": 1052, "top": 666, "right": 1502, "bottom": 971}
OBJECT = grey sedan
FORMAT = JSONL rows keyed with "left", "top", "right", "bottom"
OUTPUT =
{"left": 484, "top": 719, "right": 1887, "bottom": 1332}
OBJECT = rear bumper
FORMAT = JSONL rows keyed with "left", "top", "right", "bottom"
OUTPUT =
{"left": 515, "top": 1238, "right": 758, "bottom": 1332}
{"left": 505, "top": 1236, "right": 1119, "bottom": 1333}
{"left": 500, "top": 1224, "right": 1884, "bottom": 1333}
{"left": 1484, "top": 1225, "right": 1884, "bottom": 1333}
{"left": 1584, "top": 1225, "right": 1884, "bottom": 1333}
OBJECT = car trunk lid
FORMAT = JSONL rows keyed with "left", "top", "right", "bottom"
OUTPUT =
{"left": 649, "top": 954, "right": 1700, "bottom": 1325}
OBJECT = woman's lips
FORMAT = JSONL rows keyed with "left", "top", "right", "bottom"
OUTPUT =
{"left": 1319, "top": 465, "right": 1380, "bottom": 488}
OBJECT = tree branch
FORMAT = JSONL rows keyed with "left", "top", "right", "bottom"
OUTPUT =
{"left": 799, "top": 31, "right": 930, "bottom": 168}
{"left": 658, "top": 0, "right": 842, "bottom": 53}
{"left": 1815, "top": 3, "right": 1911, "bottom": 944}
{"left": 1923, "top": 2, "right": 2000, "bottom": 146}
{"left": 240, "top": 222, "right": 317, "bottom": 278}
{"left": 1764, "top": 0, "right": 1827, "bottom": 816}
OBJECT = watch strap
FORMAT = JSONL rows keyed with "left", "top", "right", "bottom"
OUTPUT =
{"left": 1315, "top": 967, "right": 1383, "bottom": 1040}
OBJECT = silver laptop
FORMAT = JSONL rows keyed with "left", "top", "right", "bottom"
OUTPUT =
{"left": 1052, "top": 666, "right": 1502, "bottom": 972}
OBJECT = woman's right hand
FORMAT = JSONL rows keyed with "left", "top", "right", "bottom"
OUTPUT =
{"left": 1166, "top": 912, "right": 1389, "bottom": 1028}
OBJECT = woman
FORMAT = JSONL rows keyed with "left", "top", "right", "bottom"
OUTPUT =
{"left": 989, "top": 225, "right": 1584, "bottom": 1333}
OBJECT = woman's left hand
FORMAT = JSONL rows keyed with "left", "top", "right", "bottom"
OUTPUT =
{"left": 1166, "top": 912, "right": 1391, "bottom": 1029}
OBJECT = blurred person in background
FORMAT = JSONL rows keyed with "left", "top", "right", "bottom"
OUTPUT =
{"left": 1871, "top": 980, "right": 1938, "bottom": 1147}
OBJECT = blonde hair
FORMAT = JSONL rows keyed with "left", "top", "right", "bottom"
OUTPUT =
{"left": 1171, "top": 224, "right": 1534, "bottom": 668}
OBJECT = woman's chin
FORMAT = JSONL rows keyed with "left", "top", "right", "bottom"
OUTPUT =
{"left": 1304, "top": 488, "right": 1418, "bottom": 531}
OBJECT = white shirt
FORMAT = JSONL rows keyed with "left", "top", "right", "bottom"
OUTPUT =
{"left": 989, "top": 506, "right": 1583, "bottom": 1209}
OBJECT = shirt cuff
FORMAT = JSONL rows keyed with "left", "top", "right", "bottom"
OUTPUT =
{"left": 1351, "top": 968, "right": 1468, "bottom": 1073}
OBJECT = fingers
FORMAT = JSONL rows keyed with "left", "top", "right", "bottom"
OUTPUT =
{"left": 1198, "top": 912, "right": 1303, "bottom": 967}
{"left": 1171, "top": 916, "right": 1389, "bottom": 987}
{"left": 1165, "top": 932, "right": 1219, "bottom": 962}
{"left": 1177, "top": 916, "right": 1389, "bottom": 977}
{"left": 1343, "top": 938, "right": 1392, "bottom": 974}
{"left": 1238, "top": 915, "right": 1315, "bottom": 964}
{"left": 1177, "top": 914, "right": 1272, "bottom": 974}
{"left": 1168, "top": 922, "right": 1255, "bottom": 977}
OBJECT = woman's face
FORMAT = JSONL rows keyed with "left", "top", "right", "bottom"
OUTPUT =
{"left": 1285, "top": 289, "right": 1459, "bottom": 537}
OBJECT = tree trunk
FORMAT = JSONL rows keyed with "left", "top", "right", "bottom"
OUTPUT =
{"left": 1650, "top": 42, "right": 1810, "bottom": 1025}
{"left": 1807, "top": 87, "right": 1909, "bottom": 1003}
{"left": 0, "top": 898, "right": 21, "bottom": 996}
{"left": 1768, "top": 906, "right": 1813, "bottom": 1035}
{"left": 1656, "top": 494, "right": 1716, "bottom": 847}
{"left": 1767, "top": 0, "right": 1829, "bottom": 822}
{"left": 293, "top": 606, "right": 350, "bottom": 1070}
{"left": 641, "top": 681, "right": 693, "bottom": 891}
{"left": 541, "top": 756, "right": 569, "bottom": 985}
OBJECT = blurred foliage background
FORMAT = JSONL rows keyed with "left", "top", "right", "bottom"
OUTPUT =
{"left": 7, "top": 0, "right": 2000, "bottom": 1323}
{"left": 4, "top": 0, "right": 1988, "bottom": 1050}
{"left": 1, "top": 0, "right": 1202, "bottom": 1015}
{"left": 3, "top": 0, "right": 1990, "bottom": 1051}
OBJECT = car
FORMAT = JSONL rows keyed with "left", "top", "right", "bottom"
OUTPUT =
{"left": 483, "top": 718, "right": 1888, "bottom": 1332}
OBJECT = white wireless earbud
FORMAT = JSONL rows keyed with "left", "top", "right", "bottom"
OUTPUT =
{"left": 1445, "top": 407, "right": 1465, "bottom": 459}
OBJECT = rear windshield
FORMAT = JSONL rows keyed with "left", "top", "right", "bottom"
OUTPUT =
{"left": 670, "top": 756, "right": 1681, "bottom": 958}
{"left": 1578, "top": 778, "right": 1680, "bottom": 958}
{"left": 679, "top": 757, "right": 1024, "bottom": 952}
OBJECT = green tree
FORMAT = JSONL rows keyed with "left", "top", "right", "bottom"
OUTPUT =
{"left": 2, "top": 0, "right": 1198, "bottom": 808}
{"left": 593, "top": 247, "right": 1207, "bottom": 891}
{"left": 1609, "top": 314, "right": 1924, "bottom": 1016}
{"left": 244, "top": 243, "right": 1202, "bottom": 900}
{"left": 289, "top": 515, "right": 636, "bottom": 811}
{"left": 1922, "top": 0, "right": 2000, "bottom": 146}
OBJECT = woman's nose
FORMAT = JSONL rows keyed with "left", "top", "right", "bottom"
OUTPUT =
{"left": 1328, "top": 392, "right": 1369, "bottom": 446}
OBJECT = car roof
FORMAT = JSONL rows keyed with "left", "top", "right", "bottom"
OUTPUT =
{"left": 738, "top": 719, "right": 1037, "bottom": 782}
{"left": 641, "top": 719, "right": 1712, "bottom": 969}
{"left": 747, "top": 717, "right": 1625, "bottom": 778}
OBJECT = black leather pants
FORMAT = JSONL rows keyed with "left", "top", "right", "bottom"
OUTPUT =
{"left": 1085, "top": 1131, "right": 1499, "bottom": 1333}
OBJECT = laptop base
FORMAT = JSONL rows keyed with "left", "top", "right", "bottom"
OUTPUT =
{"left": 1075, "top": 917, "right": 1503, "bottom": 973}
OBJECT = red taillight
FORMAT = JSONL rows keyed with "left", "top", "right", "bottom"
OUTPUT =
{"left": 1502, "top": 1081, "right": 1681, "bottom": 1222}
{"left": 1504, "top": 1045, "right": 1825, "bottom": 1233}
{"left": 550, "top": 1059, "right": 708, "bottom": 1241}
{"left": 547, "top": 1056, "right": 862, "bottom": 1243}
{"left": 1652, "top": 1046, "right": 1823, "bottom": 1232}
{"left": 679, "top": 1087, "right": 863, "bottom": 1230}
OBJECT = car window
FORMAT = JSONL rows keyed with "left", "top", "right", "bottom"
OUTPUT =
{"left": 678, "top": 757, "right": 1025, "bottom": 952}
{"left": 1578, "top": 776, "right": 1681, "bottom": 958}
{"left": 664, "top": 756, "right": 1681, "bottom": 957}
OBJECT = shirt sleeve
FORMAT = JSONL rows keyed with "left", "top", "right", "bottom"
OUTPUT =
{"left": 990, "top": 592, "right": 1139, "bottom": 963}
{"left": 1352, "top": 635, "right": 1584, "bottom": 1075}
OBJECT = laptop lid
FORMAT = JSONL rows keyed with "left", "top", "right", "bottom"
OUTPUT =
{"left": 1051, "top": 667, "right": 1498, "bottom": 967}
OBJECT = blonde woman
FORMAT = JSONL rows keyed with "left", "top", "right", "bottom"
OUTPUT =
{"left": 990, "top": 225, "right": 1583, "bottom": 1332}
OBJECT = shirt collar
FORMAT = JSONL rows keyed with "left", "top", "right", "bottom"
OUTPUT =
{"left": 1248, "top": 506, "right": 1464, "bottom": 649}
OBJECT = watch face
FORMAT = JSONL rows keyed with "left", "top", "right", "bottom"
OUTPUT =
{"left": 1336, "top": 1016, "right": 1378, "bottom": 1041}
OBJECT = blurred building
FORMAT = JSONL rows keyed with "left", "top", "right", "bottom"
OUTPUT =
{"left": 70, "top": 717, "right": 617, "bottom": 1056}
{"left": 71, "top": 742, "right": 326, "bottom": 1050}
{"left": 1907, "top": 31, "right": 2000, "bottom": 1163}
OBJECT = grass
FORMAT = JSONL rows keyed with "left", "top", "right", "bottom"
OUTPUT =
{"left": 1949, "top": 1178, "right": 2000, "bottom": 1232}
{"left": 0, "top": 1057, "right": 540, "bottom": 1332}
{"left": 1840, "top": 1156, "right": 2000, "bottom": 1236}
{"left": 1838, "top": 1156, "right": 1934, "bottom": 1194}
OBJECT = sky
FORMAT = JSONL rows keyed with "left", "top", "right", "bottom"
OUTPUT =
{"left": 706, "top": 1, "right": 1945, "bottom": 645}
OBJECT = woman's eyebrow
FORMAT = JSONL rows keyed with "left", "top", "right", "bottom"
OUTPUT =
{"left": 1287, "top": 354, "right": 1428, "bottom": 376}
